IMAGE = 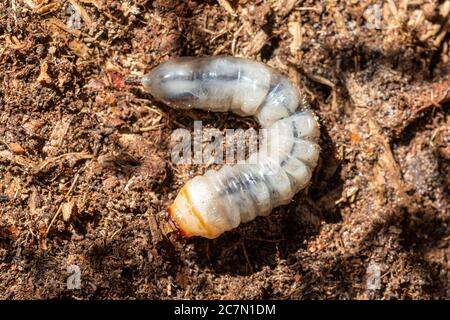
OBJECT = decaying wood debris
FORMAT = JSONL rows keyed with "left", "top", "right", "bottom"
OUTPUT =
{"left": 0, "top": 0, "right": 448, "bottom": 299}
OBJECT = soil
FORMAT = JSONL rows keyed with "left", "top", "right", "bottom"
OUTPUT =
{"left": 0, "top": 0, "right": 449, "bottom": 299}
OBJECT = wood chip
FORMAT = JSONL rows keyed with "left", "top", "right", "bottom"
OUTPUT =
{"left": 217, "top": 0, "right": 235, "bottom": 16}
{"left": 244, "top": 29, "right": 268, "bottom": 56}
{"left": 36, "top": 60, "right": 52, "bottom": 84}
{"left": 148, "top": 212, "right": 163, "bottom": 245}
{"left": 68, "top": 39, "right": 90, "bottom": 58}
{"left": 0, "top": 150, "right": 34, "bottom": 169}
{"left": 28, "top": 188, "right": 42, "bottom": 215}
{"left": 8, "top": 143, "right": 26, "bottom": 155}
{"left": 62, "top": 199, "right": 77, "bottom": 221}
{"left": 288, "top": 13, "right": 302, "bottom": 58}
{"left": 46, "top": 18, "right": 81, "bottom": 37}
{"left": 42, "top": 116, "right": 72, "bottom": 156}
{"left": 23, "top": 0, "right": 37, "bottom": 10}
{"left": 68, "top": 0, "right": 93, "bottom": 28}
{"left": 369, "top": 118, "right": 408, "bottom": 201}
{"left": 35, "top": 2, "right": 61, "bottom": 15}
{"left": 5, "top": 35, "right": 26, "bottom": 50}
{"left": 273, "top": 0, "right": 297, "bottom": 18}
{"left": 23, "top": 119, "right": 45, "bottom": 136}
{"left": 331, "top": 4, "right": 349, "bottom": 38}
{"left": 440, "top": 0, "right": 450, "bottom": 17}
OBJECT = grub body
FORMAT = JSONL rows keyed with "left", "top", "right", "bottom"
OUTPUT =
{"left": 142, "top": 56, "right": 320, "bottom": 239}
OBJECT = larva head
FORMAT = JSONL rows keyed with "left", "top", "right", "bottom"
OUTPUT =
{"left": 141, "top": 72, "right": 158, "bottom": 96}
{"left": 167, "top": 182, "right": 224, "bottom": 239}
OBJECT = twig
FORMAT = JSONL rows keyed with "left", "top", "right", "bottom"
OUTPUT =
{"left": 34, "top": 152, "right": 93, "bottom": 173}
{"left": 45, "top": 173, "right": 80, "bottom": 235}
{"left": 241, "top": 240, "right": 253, "bottom": 273}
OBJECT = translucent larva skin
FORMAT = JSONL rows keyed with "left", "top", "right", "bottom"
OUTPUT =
{"left": 142, "top": 56, "right": 320, "bottom": 239}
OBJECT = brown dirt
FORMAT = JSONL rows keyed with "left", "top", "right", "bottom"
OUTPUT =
{"left": 0, "top": 0, "right": 449, "bottom": 299}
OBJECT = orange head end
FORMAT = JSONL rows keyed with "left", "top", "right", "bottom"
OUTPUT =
{"left": 166, "top": 186, "right": 220, "bottom": 239}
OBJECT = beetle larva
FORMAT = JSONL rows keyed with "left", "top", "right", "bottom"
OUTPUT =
{"left": 141, "top": 56, "right": 320, "bottom": 239}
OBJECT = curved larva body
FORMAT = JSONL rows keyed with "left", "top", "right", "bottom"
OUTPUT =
{"left": 142, "top": 56, "right": 320, "bottom": 239}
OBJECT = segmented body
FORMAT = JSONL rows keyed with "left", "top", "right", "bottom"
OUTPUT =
{"left": 142, "top": 56, "right": 320, "bottom": 239}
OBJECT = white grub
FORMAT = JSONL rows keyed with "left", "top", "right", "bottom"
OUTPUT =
{"left": 142, "top": 56, "right": 320, "bottom": 239}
